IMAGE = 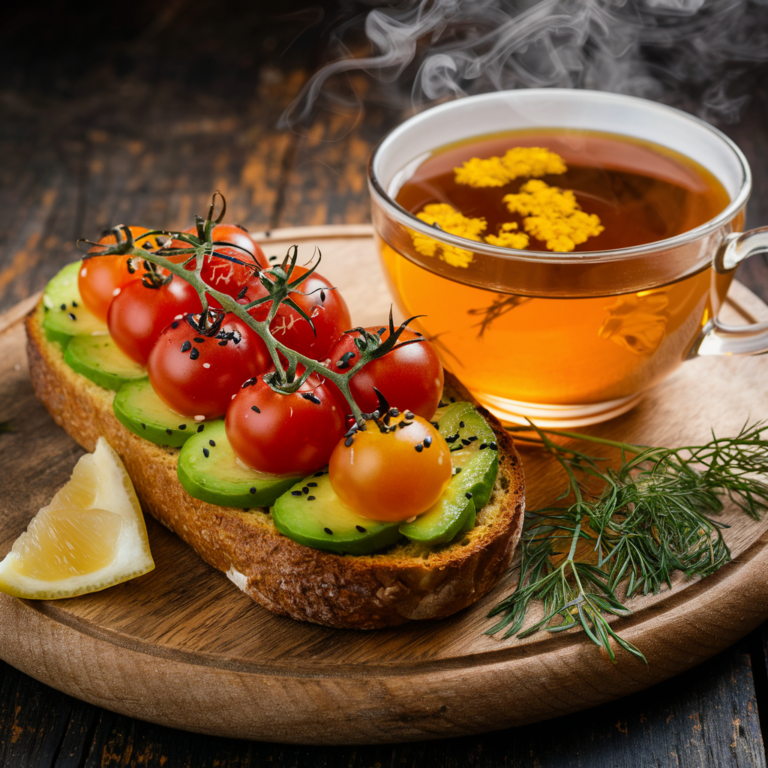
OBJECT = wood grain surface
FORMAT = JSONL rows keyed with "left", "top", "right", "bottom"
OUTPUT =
{"left": 0, "top": 227, "right": 767, "bottom": 745}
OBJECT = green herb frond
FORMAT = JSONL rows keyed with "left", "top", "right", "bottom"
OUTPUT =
{"left": 488, "top": 421, "right": 768, "bottom": 663}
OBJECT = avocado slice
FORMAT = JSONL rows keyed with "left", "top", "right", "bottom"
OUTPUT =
{"left": 42, "top": 261, "right": 108, "bottom": 346}
{"left": 64, "top": 335, "right": 147, "bottom": 391}
{"left": 399, "top": 402, "right": 499, "bottom": 544}
{"left": 272, "top": 473, "right": 402, "bottom": 556}
{"left": 113, "top": 378, "right": 201, "bottom": 447}
{"left": 177, "top": 421, "right": 299, "bottom": 508}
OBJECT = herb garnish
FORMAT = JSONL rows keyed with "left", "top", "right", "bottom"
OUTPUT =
{"left": 487, "top": 422, "right": 768, "bottom": 663}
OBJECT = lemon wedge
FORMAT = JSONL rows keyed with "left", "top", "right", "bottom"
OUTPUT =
{"left": 0, "top": 438, "right": 154, "bottom": 599}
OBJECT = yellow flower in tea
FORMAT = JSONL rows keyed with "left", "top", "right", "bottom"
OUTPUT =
{"left": 455, "top": 147, "right": 567, "bottom": 188}
{"left": 412, "top": 203, "right": 487, "bottom": 268}
{"left": 503, "top": 180, "right": 604, "bottom": 252}
{"left": 484, "top": 222, "right": 530, "bottom": 249}
{"left": 598, "top": 293, "right": 670, "bottom": 354}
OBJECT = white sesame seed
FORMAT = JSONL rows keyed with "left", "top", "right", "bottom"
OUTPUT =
{"left": 203, "top": 363, "right": 211, "bottom": 369}
{"left": 80, "top": 267, "right": 87, "bottom": 278}
{"left": 112, "top": 287, "right": 121, "bottom": 297}
{"left": 174, "top": 314, "right": 183, "bottom": 320}
{"left": 194, "top": 415, "right": 205, "bottom": 421}
{"left": 405, "top": 516, "right": 417, "bottom": 523}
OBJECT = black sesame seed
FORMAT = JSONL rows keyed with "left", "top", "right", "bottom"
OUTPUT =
{"left": 68, "top": 312, "right": 76, "bottom": 321}
{"left": 479, "top": 443, "right": 488, "bottom": 450}
{"left": 398, "top": 420, "right": 413, "bottom": 429}
{"left": 336, "top": 360, "right": 350, "bottom": 370}
{"left": 438, "top": 401, "right": 447, "bottom": 408}
{"left": 307, "top": 495, "right": 316, "bottom": 501}
{"left": 166, "top": 428, "right": 173, "bottom": 435}
{"left": 459, "top": 421, "right": 465, "bottom": 429}
{"left": 415, "top": 444, "right": 423, "bottom": 452}
{"left": 190, "top": 347, "right": 200, "bottom": 360}
{"left": 179, "top": 424, "right": 187, "bottom": 430}
{"left": 197, "top": 424, "right": 205, "bottom": 433}
{"left": 490, "top": 442, "right": 498, "bottom": 451}
{"left": 450, "top": 397, "right": 456, "bottom": 402}
{"left": 468, "top": 436, "right": 478, "bottom": 442}
{"left": 466, "top": 491, "right": 473, "bottom": 499}
{"left": 60, "top": 303, "right": 66, "bottom": 311}
{"left": 424, "top": 436, "right": 432, "bottom": 448}
{"left": 378, "top": 327, "right": 386, "bottom": 335}
{"left": 301, "top": 392, "right": 321, "bottom": 405}
{"left": 141, "top": 423, "right": 146, "bottom": 429}
{"left": 314, "top": 471, "right": 325, "bottom": 477}
{"left": 171, "top": 321, "right": 179, "bottom": 329}
{"left": 181, "top": 340, "right": 191, "bottom": 353}
{"left": 345, "top": 436, "right": 354, "bottom": 447}
{"left": 291, "top": 491, "right": 302, "bottom": 496}
{"left": 356, "top": 525, "right": 367, "bottom": 533}
{"left": 307, "top": 482, "right": 317, "bottom": 487}
{"left": 250, "top": 487, "right": 256, "bottom": 494}
{"left": 203, "top": 448, "right": 209, "bottom": 458}
{"left": 193, "top": 337, "right": 205, "bottom": 344}
{"left": 404, "top": 411, "right": 415, "bottom": 420}
{"left": 218, "top": 340, "right": 227, "bottom": 346}
{"left": 209, "top": 439, "right": 216, "bottom": 447}
{"left": 446, "top": 434, "right": 459, "bottom": 444}
{"left": 461, "top": 438, "right": 471, "bottom": 446}
{"left": 302, "top": 486, "right": 309, "bottom": 494}
{"left": 454, "top": 467, "right": 461, "bottom": 473}
{"left": 389, "top": 408, "right": 400, "bottom": 418}
{"left": 324, "top": 528, "right": 333, "bottom": 535}
{"left": 72, "top": 301, "right": 78, "bottom": 308}
{"left": 251, "top": 405, "right": 261, "bottom": 413}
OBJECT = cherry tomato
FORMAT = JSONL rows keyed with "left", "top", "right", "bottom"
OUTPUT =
{"left": 226, "top": 373, "right": 345, "bottom": 475}
{"left": 170, "top": 225, "right": 269, "bottom": 306}
{"left": 328, "top": 411, "right": 451, "bottom": 522}
{"left": 78, "top": 226, "right": 165, "bottom": 322}
{"left": 147, "top": 314, "right": 272, "bottom": 418}
{"left": 243, "top": 266, "right": 351, "bottom": 360}
{"left": 324, "top": 326, "right": 444, "bottom": 421}
{"left": 107, "top": 277, "right": 202, "bottom": 365}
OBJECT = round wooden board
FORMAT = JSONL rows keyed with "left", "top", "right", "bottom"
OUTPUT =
{"left": 1, "top": 225, "right": 768, "bottom": 745}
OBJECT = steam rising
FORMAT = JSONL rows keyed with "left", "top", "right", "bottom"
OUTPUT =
{"left": 283, "top": 0, "right": 768, "bottom": 128}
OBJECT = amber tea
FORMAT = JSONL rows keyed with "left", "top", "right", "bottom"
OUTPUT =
{"left": 377, "top": 128, "right": 738, "bottom": 422}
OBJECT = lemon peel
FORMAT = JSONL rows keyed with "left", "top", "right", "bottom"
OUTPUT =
{"left": 0, "top": 438, "right": 154, "bottom": 599}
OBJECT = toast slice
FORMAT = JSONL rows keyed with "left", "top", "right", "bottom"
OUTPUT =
{"left": 25, "top": 303, "right": 525, "bottom": 629}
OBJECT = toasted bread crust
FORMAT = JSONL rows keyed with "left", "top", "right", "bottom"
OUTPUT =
{"left": 26, "top": 305, "right": 525, "bottom": 629}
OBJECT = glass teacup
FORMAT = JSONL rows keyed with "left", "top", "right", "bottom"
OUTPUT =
{"left": 368, "top": 89, "right": 768, "bottom": 426}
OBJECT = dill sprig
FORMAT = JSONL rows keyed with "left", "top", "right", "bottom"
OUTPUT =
{"left": 487, "top": 421, "right": 768, "bottom": 663}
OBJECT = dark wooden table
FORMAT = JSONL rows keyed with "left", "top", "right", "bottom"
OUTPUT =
{"left": 2, "top": 2, "right": 768, "bottom": 765}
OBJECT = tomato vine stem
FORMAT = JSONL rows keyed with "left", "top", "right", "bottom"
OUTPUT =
{"left": 77, "top": 195, "right": 420, "bottom": 428}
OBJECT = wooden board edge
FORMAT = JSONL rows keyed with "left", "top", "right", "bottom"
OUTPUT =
{"left": 1, "top": 530, "right": 768, "bottom": 744}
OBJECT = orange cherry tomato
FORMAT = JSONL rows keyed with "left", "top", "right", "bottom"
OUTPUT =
{"left": 328, "top": 412, "right": 452, "bottom": 522}
{"left": 78, "top": 226, "right": 164, "bottom": 322}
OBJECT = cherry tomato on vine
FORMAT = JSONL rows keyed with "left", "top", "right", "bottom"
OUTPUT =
{"left": 324, "top": 326, "right": 444, "bottom": 421}
{"left": 78, "top": 226, "right": 165, "bottom": 322}
{"left": 147, "top": 314, "right": 272, "bottom": 418}
{"left": 329, "top": 412, "right": 452, "bottom": 522}
{"left": 107, "top": 277, "right": 202, "bottom": 365}
{"left": 226, "top": 373, "right": 345, "bottom": 475}
{"left": 243, "top": 266, "right": 351, "bottom": 360}
{"left": 169, "top": 224, "right": 269, "bottom": 306}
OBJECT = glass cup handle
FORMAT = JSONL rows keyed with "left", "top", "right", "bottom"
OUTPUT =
{"left": 690, "top": 226, "right": 768, "bottom": 357}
